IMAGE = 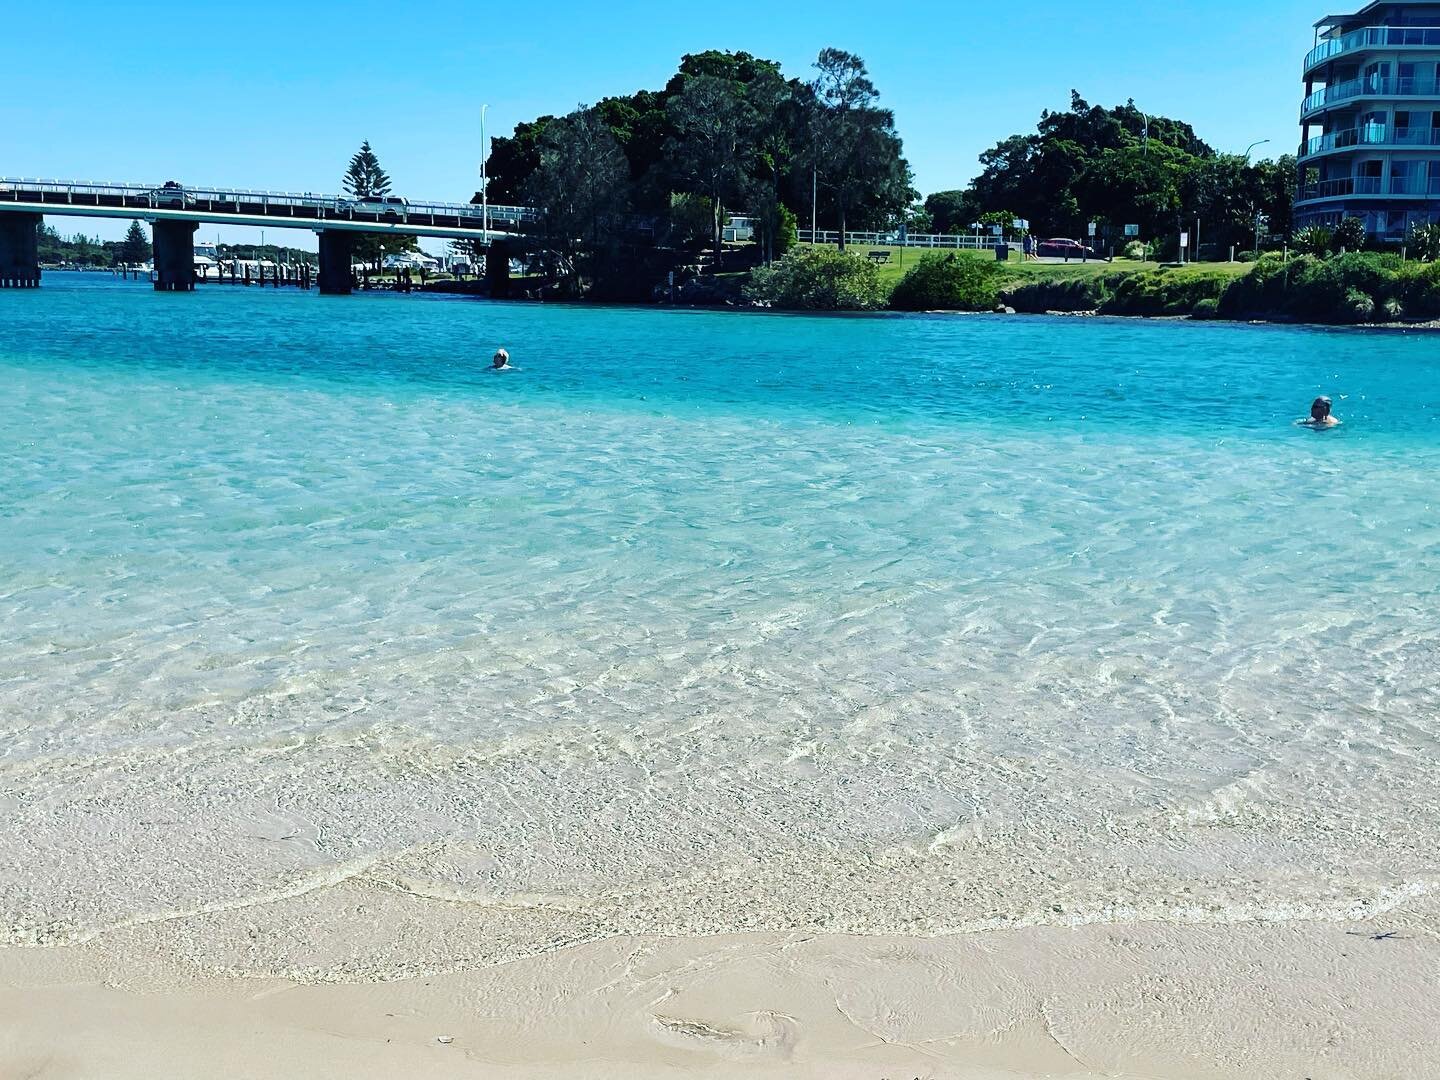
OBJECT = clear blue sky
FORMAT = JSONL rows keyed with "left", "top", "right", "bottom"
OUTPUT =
{"left": 3, "top": 0, "right": 1322, "bottom": 250}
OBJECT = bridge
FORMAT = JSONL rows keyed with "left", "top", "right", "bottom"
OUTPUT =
{"left": 0, "top": 178, "right": 539, "bottom": 293}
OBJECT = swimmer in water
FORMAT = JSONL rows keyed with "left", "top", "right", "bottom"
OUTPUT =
{"left": 1297, "top": 396, "right": 1341, "bottom": 428}
{"left": 492, "top": 348, "right": 511, "bottom": 370}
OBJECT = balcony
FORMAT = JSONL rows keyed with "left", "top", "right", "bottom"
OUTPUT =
{"left": 1298, "top": 175, "right": 1440, "bottom": 202}
{"left": 1303, "top": 76, "right": 1440, "bottom": 116}
{"left": 1302, "top": 124, "right": 1440, "bottom": 156}
{"left": 1305, "top": 26, "right": 1440, "bottom": 73}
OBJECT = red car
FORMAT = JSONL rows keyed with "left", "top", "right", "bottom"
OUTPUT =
{"left": 1036, "top": 237, "right": 1098, "bottom": 259}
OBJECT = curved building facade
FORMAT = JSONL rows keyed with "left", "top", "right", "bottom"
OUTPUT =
{"left": 1298, "top": 2, "right": 1440, "bottom": 240}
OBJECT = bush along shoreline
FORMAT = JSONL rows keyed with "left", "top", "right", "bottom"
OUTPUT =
{"left": 740, "top": 248, "right": 1440, "bottom": 326}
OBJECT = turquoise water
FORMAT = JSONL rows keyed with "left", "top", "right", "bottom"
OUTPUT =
{"left": 2, "top": 273, "right": 1438, "bottom": 974}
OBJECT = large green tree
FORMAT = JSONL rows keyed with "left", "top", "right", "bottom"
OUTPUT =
{"left": 950, "top": 92, "right": 1294, "bottom": 255}
{"left": 340, "top": 139, "right": 416, "bottom": 269}
{"left": 806, "top": 48, "right": 913, "bottom": 249}
{"left": 739, "top": 68, "right": 801, "bottom": 263}
{"left": 342, "top": 140, "right": 392, "bottom": 199}
{"left": 118, "top": 219, "right": 151, "bottom": 264}
{"left": 666, "top": 74, "right": 750, "bottom": 266}
{"left": 525, "top": 107, "right": 631, "bottom": 295}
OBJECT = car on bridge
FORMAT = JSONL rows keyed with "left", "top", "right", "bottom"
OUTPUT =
{"left": 151, "top": 181, "right": 195, "bottom": 208}
{"left": 342, "top": 195, "right": 408, "bottom": 220}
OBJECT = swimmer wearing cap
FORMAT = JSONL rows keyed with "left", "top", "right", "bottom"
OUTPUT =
{"left": 492, "top": 348, "right": 512, "bottom": 370}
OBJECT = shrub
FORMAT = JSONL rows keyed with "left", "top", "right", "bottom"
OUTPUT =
{"left": 1122, "top": 239, "right": 1147, "bottom": 261}
{"left": 1100, "top": 268, "right": 1235, "bottom": 316}
{"left": 1332, "top": 216, "right": 1367, "bottom": 253}
{"left": 1191, "top": 297, "right": 1221, "bottom": 319}
{"left": 1393, "top": 260, "right": 1440, "bottom": 318}
{"left": 1001, "top": 275, "right": 1115, "bottom": 313}
{"left": 1286, "top": 251, "right": 1398, "bottom": 322}
{"left": 1409, "top": 222, "right": 1440, "bottom": 263}
{"left": 1292, "top": 225, "right": 1333, "bottom": 258}
{"left": 1382, "top": 297, "right": 1404, "bottom": 321}
{"left": 743, "top": 247, "right": 887, "bottom": 311}
{"left": 888, "top": 253, "right": 1005, "bottom": 311}
{"left": 1343, "top": 287, "right": 1375, "bottom": 323}
{"left": 1218, "top": 254, "right": 1303, "bottom": 318}
{"left": 775, "top": 205, "right": 798, "bottom": 259}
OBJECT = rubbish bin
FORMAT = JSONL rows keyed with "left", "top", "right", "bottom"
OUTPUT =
{"left": 995, "top": 244, "right": 1009, "bottom": 261}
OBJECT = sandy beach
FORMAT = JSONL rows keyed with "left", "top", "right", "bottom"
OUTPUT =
{"left": 6, "top": 291, "right": 1440, "bottom": 1078}
{"left": 4, "top": 900, "right": 1438, "bottom": 1079}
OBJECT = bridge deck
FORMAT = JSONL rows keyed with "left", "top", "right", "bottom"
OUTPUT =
{"left": 0, "top": 179, "right": 537, "bottom": 240}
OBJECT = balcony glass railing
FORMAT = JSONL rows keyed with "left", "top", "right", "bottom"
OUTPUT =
{"left": 1303, "top": 125, "right": 1440, "bottom": 155}
{"left": 1303, "top": 76, "right": 1440, "bottom": 114}
{"left": 1298, "top": 175, "right": 1440, "bottom": 200}
{"left": 1306, "top": 25, "right": 1440, "bottom": 71}
{"left": 1389, "top": 176, "right": 1440, "bottom": 194}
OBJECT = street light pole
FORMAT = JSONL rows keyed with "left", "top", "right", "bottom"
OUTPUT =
{"left": 1242, "top": 138, "right": 1271, "bottom": 162}
{"left": 480, "top": 104, "right": 490, "bottom": 239}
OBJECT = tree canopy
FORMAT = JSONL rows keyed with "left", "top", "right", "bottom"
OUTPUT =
{"left": 925, "top": 92, "right": 1294, "bottom": 254}
{"left": 488, "top": 47, "right": 913, "bottom": 270}
{"left": 340, "top": 140, "right": 415, "bottom": 267}
{"left": 118, "top": 220, "right": 151, "bottom": 264}
{"left": 342, "top": 140, "right": 392, "bottom": 199}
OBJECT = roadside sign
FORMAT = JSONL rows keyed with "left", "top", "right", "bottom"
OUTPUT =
{"left": 1180, "top": 231, "right": 1190, "bottom": 247}
{"left": 1013, "top": 218, "right": 1028, "bottom": 230}
{"left": 1087, "top": 221, "right": 1098, "bottom": 237}
{"left": 1124, "top": 224, "right": 1140, "bottom": 237}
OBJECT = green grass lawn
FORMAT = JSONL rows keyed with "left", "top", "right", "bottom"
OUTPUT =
{"left": 793, "top": 242, "right": 1251, "bottom": 288}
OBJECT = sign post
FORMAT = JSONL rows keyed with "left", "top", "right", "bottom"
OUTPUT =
{"left": 1180, "top": 230, "right": 1190, "bottom": 265}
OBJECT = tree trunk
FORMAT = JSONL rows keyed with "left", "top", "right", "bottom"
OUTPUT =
{"left": 712, "top": 193, "right": 723, "bottom": 274}
{"left": 838, "top": 205, "right": 847, "bottom": 251}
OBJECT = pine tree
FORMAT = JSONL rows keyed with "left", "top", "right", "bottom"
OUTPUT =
{"left": 118, "top": 219, "right": 151, "bottom": 264}
{"left": 342, "top": 140, "right": 392, "bottom": 199}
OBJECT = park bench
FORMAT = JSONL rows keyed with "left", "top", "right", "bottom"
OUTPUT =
{"left": 866, "top": 250, "right": 891, "bottom": 264}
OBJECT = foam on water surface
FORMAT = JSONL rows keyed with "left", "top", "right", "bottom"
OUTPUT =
{"left": 1, "top": 276, "right": 1438, "bottom": 977}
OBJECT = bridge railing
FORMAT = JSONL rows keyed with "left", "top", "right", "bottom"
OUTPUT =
{"left": 0, "top": 177, "right": 539, "bottom": 224}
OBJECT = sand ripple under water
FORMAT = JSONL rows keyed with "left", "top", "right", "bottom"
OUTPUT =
{"left": 1, "top": 282, "right": 1438, "bottom": 981}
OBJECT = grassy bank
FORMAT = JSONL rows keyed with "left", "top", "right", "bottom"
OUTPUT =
{"left": 761, "top": 246, "right": 1437, "bottom": 325}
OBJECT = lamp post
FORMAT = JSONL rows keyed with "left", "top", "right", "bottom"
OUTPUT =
{"left": 480, "top": 104, "right": 490, "bottom": 239}
{"left": 811, "top": 166, "right": 818, "bottom": 243}
{"left": 1242, "top": 138, "right": 1271, "bottom": 162}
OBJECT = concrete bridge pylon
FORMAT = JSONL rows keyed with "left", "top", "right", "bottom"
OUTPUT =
{"left": 153, "top": 219, "right": 197, "bottom": 291}
{"left": 317, "top": 231, "right": 353, "bottom": 295}
{"left": 0, "top": 212, "right": 41, "bottom": 288}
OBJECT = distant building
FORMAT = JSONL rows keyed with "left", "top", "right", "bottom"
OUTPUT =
{"left": 1298, "top": 1, "right": 1440, "bottom": 240}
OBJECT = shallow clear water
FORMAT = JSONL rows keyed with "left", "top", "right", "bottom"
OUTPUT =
{"left": 2, "top": 273, "right": 1438, "bottom": 976}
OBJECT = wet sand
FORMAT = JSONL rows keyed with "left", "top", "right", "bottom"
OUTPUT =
{"left": 3, "top": 910, "right": 1437, "bottom": 1080}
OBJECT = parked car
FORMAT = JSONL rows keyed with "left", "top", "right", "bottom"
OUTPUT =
{"left": 1036, "top": 237, "right": 1097, "bottom": 259}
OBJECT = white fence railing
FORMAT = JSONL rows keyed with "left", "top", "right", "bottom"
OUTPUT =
{"left": 798, "top": 229, "right": 1003, "bottom": 249}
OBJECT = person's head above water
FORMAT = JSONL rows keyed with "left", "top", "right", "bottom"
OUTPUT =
{"left": 493, "top": 348, "right": 510, "bottom": 369}
{"left": 1299, "top": 395, "right": 1341, "bottom": 428}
